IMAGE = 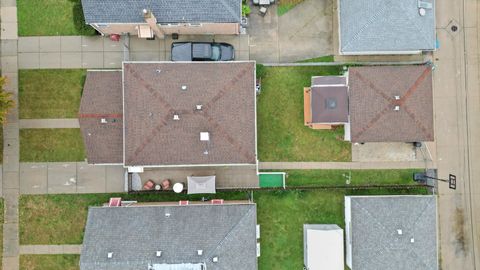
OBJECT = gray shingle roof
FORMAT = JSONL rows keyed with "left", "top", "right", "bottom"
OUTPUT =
{"left": 346, "top": 195, "right": 438, "bottom": 270}
{"left": 339, "top": 0, "right": 435, "bottom": 54}
{"left": 81, "top": 0, "right": 241, "bottom": 24}
{"left": 80, "top": 203, "right": 258, "bottom": 270}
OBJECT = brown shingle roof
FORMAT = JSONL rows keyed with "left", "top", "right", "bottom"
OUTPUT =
{"left": 348, "top": 65, "right": 434, "bottom": 142}
{"left": 79, "top": 71, "right": 123, "bottom": 164}
{"left": 310, "top": 76, "right": 349, "bottom": 123}
{"left": 123, "top": 62, "right": 257, "bottom": 166}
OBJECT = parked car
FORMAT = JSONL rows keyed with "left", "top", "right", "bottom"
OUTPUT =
{"left": 171, "top": 42, "right": 235, "bottom": 61}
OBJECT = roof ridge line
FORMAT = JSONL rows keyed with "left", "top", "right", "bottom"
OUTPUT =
{"left": 341, "top": 0, "right": 390, "bottom": 51}
{"left": 204, "top": 205, "right": 255, "bottom": 259}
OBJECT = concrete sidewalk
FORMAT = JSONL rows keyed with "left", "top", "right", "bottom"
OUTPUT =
{"left": 1, "top": 3, "right": 21, "bottom": 270}
{"left": 259, "top": 161, "right": 431, "bottom": 170}
{"left": 20, "top": 162, "right": 125, "bottom": 195}
{"left": 19, "top": 245, "right": 82, "bottom": 255}
{"left": 19, "top": 119, "right": 79, "bottom": 129}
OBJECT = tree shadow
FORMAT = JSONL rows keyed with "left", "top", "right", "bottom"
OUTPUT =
{"left": 70, "top": 0, "right": 97, "bottom": 35}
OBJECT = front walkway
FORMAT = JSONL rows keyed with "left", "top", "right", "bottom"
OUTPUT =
{"left": 19, "top": 119, "right": 79, "bottom": 129}
{"left": 19, "top": 245, "right": 81, "bottom": 255}
{"left": 19, "top": 162, "right": 125, "bottom": 195}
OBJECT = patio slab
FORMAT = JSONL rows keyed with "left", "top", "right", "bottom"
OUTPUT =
{"left": 277, "top": 0, "right": 334, "bottom": 62}
{"left": 47, "top": 163, "right": 77, "bottom": 194}
{"left": 76, "top": 163, "right": 106, "bottom": 193}
{"left": 106, "top": 166, "right": 126, "bottom": 193}
{"left": 19, "top": 163, "right": 47, "bottom": 194}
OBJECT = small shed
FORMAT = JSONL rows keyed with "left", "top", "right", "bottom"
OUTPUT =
{"left": 304, "top": 76, "right": 348, "bottom": 130}
{"left": 303, "top": 224, "right": 344, "bottom": 270}
{"left": 187, "top": 176, "right": 216, "bottom": 194}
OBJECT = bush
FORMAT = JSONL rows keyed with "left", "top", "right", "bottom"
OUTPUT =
{"left": 256, "top": 64, "right": 267, "bottom": 79}
{"left": 242, "top": 4, "right": 251, "bottom": 16}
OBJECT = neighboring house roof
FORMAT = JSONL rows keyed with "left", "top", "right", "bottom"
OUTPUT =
{"left": 80, "top": 203, "right": 258, "bottom": 270}
{"left": 79, "top": 71, "right": 123, "bottom": 164}
{"left": 123, "top": 62, "right": 257, "bottom": 167}
{"left": 310, "top": 76, "right": 349, "bottom": 123}
{"left": 348, "top": 65, "right": 434, "bottom": 142}
{"left": 338, "top": 0, "right": 435, "bottom": 54}
{"left": 81, "top": 0, "right": 241, "bottom": 24}
{"left": 345, "top": 195, "right": 438, "bottom": 270}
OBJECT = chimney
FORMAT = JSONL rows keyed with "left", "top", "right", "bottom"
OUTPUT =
{"left": 143, "top": 9, "right": 165, "bottom": 39}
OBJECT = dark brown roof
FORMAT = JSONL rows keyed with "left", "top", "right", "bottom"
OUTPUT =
{"left": 349, "top": 65, "right": 434, "bottom": 142}
{"left": 123, "top": 62, "right": 257, "bottom": 166}
{"left": 310, "top": 76, "right": 349, "bottom": 123}
{"left": 79, "top": 71, "right": 123, "bottom": 164}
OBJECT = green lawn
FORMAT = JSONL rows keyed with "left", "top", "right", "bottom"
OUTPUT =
{"left": 0, "top": 128, "right": 3, "bottom": 164}
{"left": 19, "top": 189, "right": 428, "bottom": 269}
{"left": 20, "top": 129, "right": 85, "bottom": 162}
{"left": 280, "top": 169, "right": 423, "bottom": 186}
{"left": 19, "top": 192, "right": 249, "bottom": 244}
{"left": 256, "top": 188, "right": 429, "bottom": 269}
{"left": 20, "top": 255, "right": 79, "bottom": 270}
{"left": 277, "top": 0, "right": 305, "bottom": 16}
{"left": 257, "top": 66, "right": 351, "bottom": 161}
{"left": 19, "top": 70, "right": 86, "bottom": 119}
{"left": 17, "top": 0, "right": 96, "bottom": 36}
{"left": 298, "top": 55, "right": 335, "bottom": 63}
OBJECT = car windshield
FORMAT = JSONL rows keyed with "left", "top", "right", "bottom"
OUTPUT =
{"left": 210, "top": 45, "right": 221, "bottom": 61}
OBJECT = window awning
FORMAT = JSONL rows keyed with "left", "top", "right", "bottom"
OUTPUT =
{"left": 187, "top": 176, "right": 216, "bottom": 194}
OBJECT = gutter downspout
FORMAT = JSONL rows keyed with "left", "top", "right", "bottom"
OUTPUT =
{"left": 143, "top": 9, "right": 165, "bottom": 39}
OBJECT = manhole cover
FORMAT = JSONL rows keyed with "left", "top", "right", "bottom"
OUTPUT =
{"left": 447, "top": 20, "right": 461, "bottom": 36}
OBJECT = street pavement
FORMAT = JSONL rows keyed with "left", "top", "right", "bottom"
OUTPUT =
{"left": 434, "top": 0, "right": 480, "bottom": 267}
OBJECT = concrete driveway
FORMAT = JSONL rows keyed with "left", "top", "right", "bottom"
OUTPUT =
{"left": 248, "top": 0, "right": 333, "bottom": 63}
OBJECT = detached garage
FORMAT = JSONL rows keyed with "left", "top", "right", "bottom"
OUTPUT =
{"left": 303, "top": 224, "right": 344, "bottom": 270}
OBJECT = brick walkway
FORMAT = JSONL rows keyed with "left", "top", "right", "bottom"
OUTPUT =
{"left": 1, "top": 2, "right": 20, "bottom": 269}
{"left": 19, "top": 245, "right": 82, "bottom": 255}
{"left": 19, "top": 119, "right": 79, "bottom": 129}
